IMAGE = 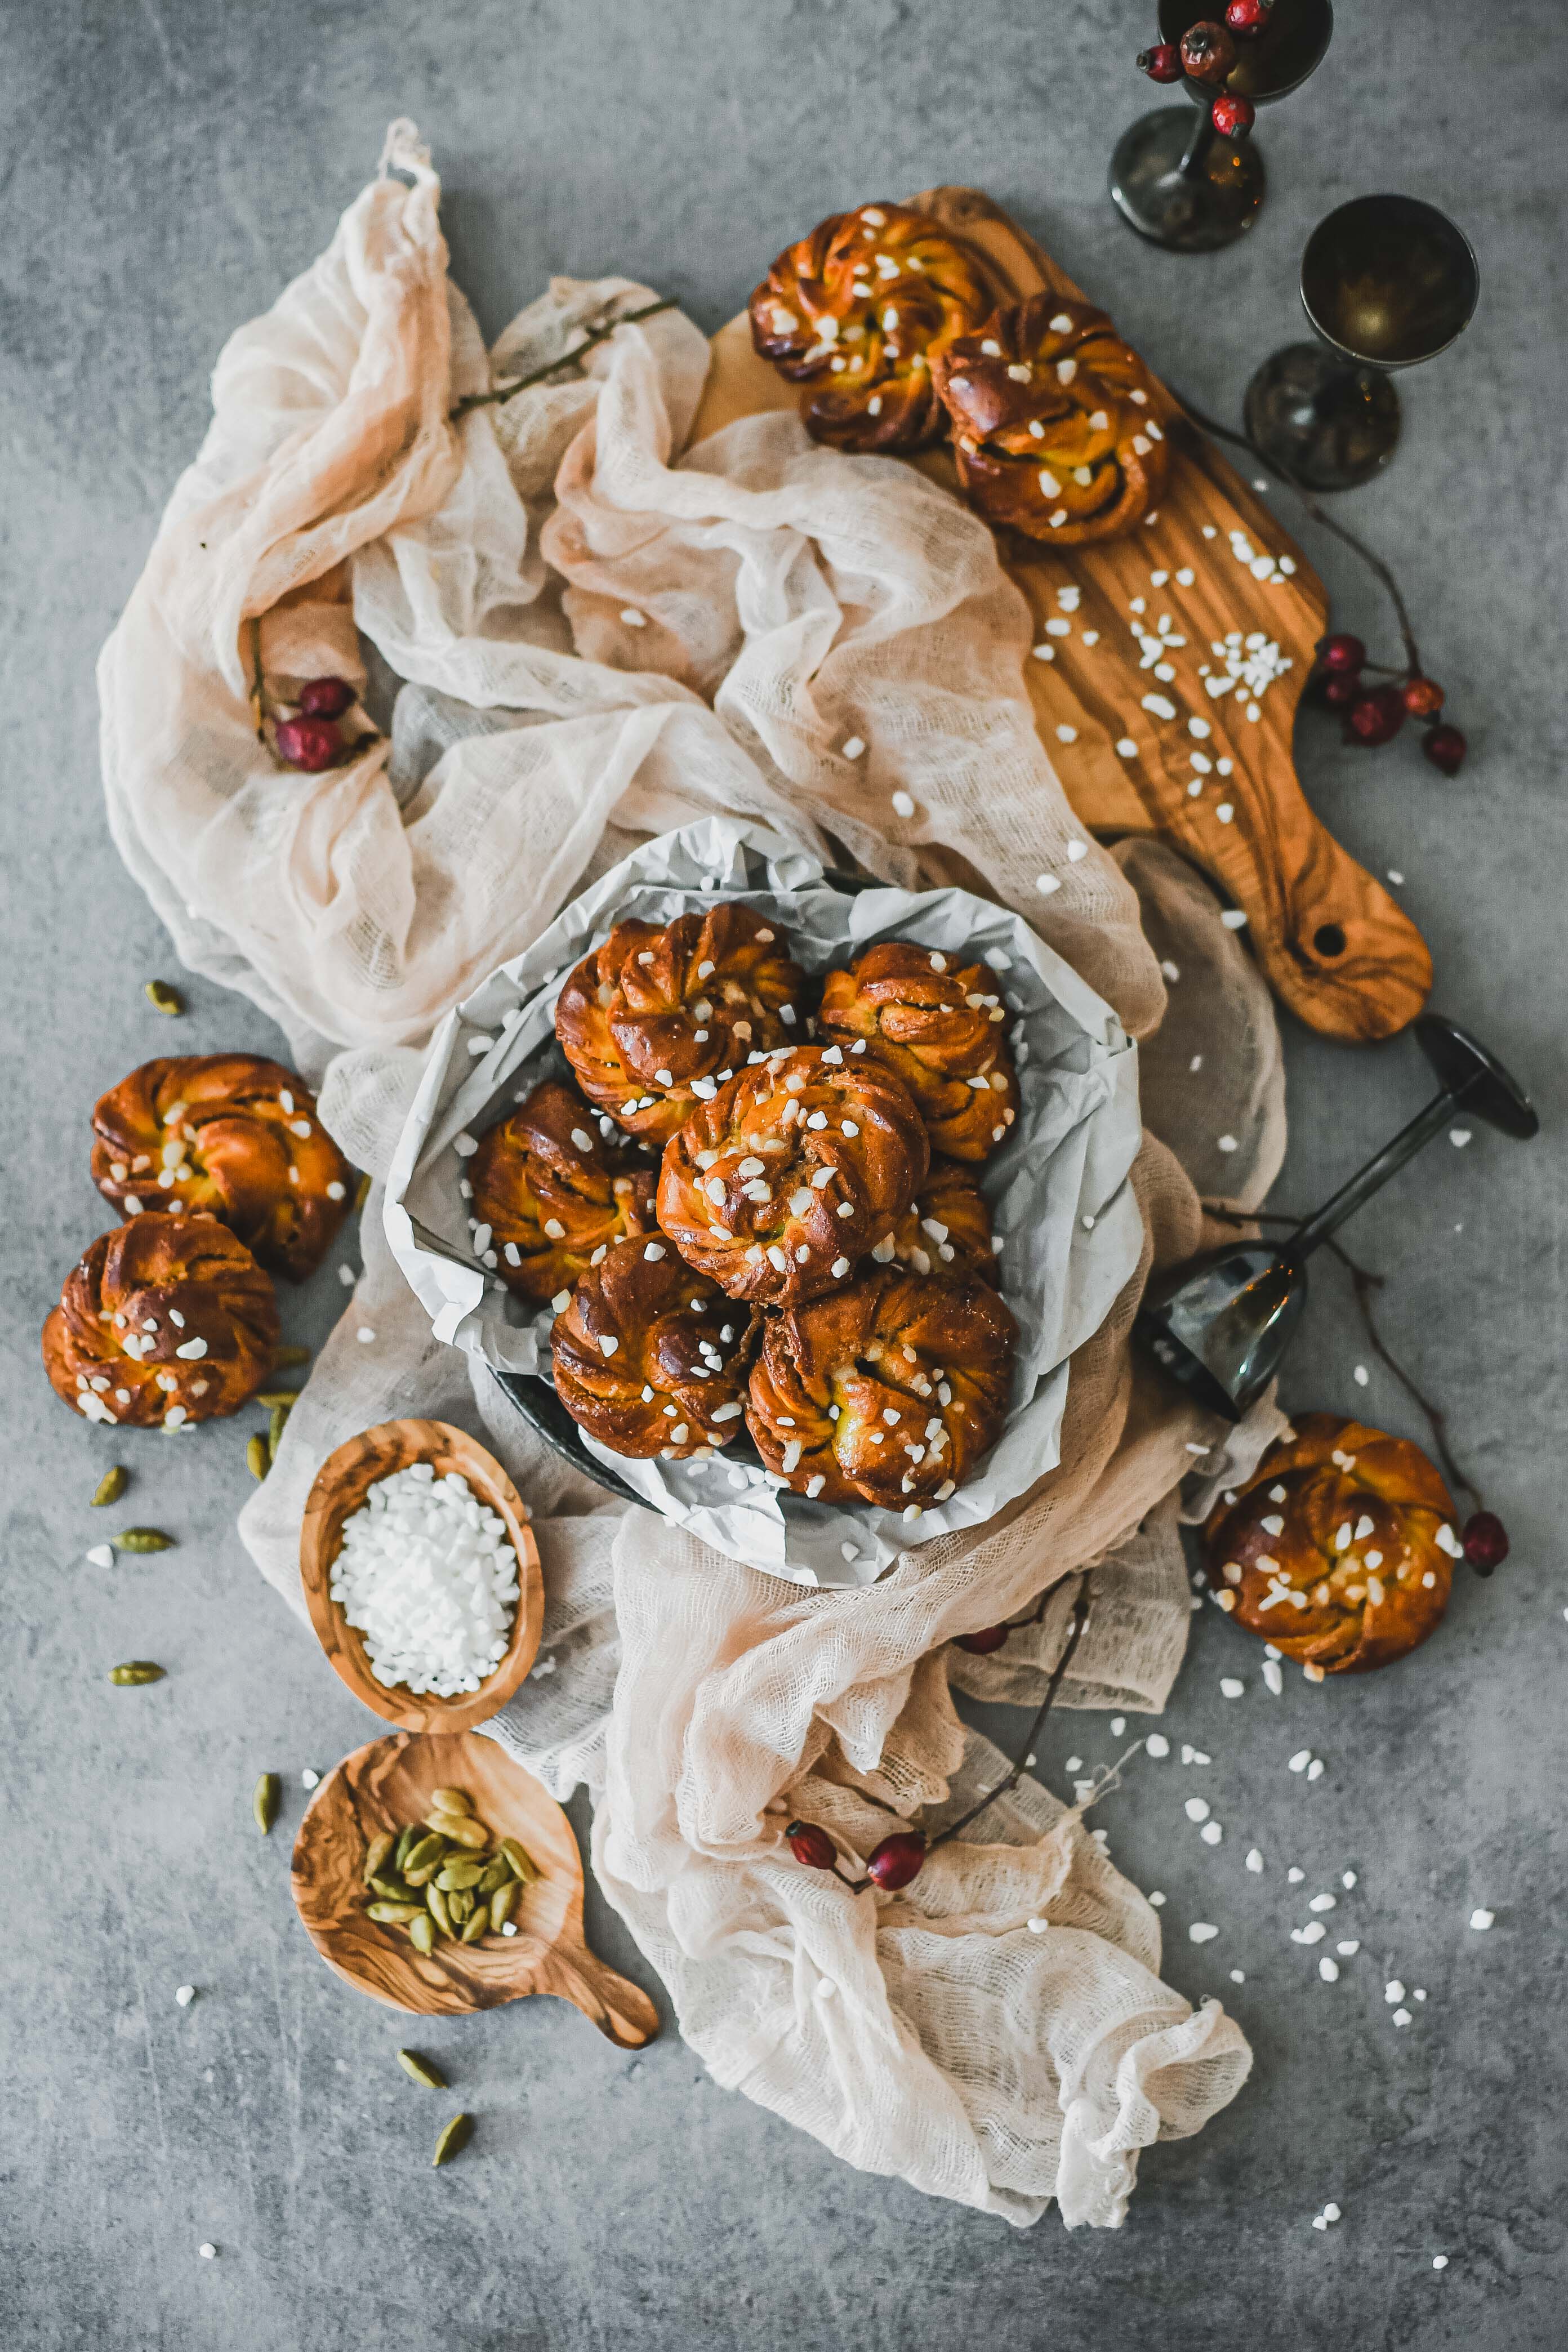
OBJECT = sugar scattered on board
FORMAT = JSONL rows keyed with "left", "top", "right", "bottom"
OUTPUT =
{"left": 329, "top": 1463, "right": 519, "bottom": 1696}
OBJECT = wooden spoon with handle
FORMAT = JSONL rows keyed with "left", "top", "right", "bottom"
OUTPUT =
{"left": 691, "top": 184, "right": 1431, "bottom": 1046}
{"left": 291, "top": 1727, "right": 659, "bottom": 2046}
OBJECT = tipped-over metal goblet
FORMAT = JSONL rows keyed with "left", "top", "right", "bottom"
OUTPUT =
{"left": 1138, "top": 1014, "right": 1537, "bottom": 1422}
{"left": 1242, "top": 193, "right": 1480, "bottom": 490}
{"left": 1110, "top": 0, "right": 1333, "bottom": 255}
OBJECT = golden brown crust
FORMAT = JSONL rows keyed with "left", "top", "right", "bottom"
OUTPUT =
{"left": 470, "top": 1080, "right": 657, "bottom": 1306}
{"left": 42, "top": 1211, "right": 279, "bottom": 1430}
{"left": 749, "top": 202, "right": 991, "bottom": 453}
{"left": 555, "top": 906, "right": 807, "bottom": 1145}
{"left": 746, "top": 1267, "right": 1016, "bottom": 1509}
{"left": 550, "top": 1242, "right": 756, "bottom": 1459}
{"left": 1202, "top": 1413, "right": 1459, "bottom": 1674}
{"left": 817, "top": 942, "right": 1018, "bottom": 1161}
{"left": 885, "top": 1159, "right": 1000, "bottom": 1285}
{"left": 932, "top": 296, "right": 1170, "bottom": 546}
{"left": 657, "top": 1045, "right": 928, "bottom": 1305}
{"left": 91, "top": 1055, "right": 353, "bottom": 1282}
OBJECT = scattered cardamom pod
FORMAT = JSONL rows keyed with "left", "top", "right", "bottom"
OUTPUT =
{"left": 370, "top": 1876, "right": 424, "bottom": 1905}
{"left": 435, "top": 1860, "right": 486, "bottom": 1892}
{"left": 246, "top": 1435, "right": 270, "bottom": 1482}
{"left": 275, "top": 1345, "right": 312, "bottom": 1369}
{"left": 488, "top": 1881, "right": 519, "bottom": 1932}
{"left": 426, "top": 1885, "right": 455, "bottom": 1939}
{"left": 363, "top": 1832, "right": 395, "bottom": 1885}
{"left": 397, "top": 2050, "right": 447, "bottom": 2090}
{"left": 354, "top": 1172, "right": 372, "bottom": 1213}
{"left": 430, "top": 1787, "right": 471, "bottom": 1816}
{"left": 432, "top": 2114, "right": 473, "bottom": 2167}
{"left": 91, "top": 1467, "right": 127, "bottom": 1508}
{"left": 145, "top": 979, "right": 184, "bottom": 1016}
{"left": 252, "top": 1772, "right": 280, "bottom": 1835}
{"left": 501, "top": 1838, "right": 540, "bottom": 1885}
{"left": 403, "top": 1834, "right": 446, "bottom": 1878}
{"left": 366, "top": 1901, "right": 423, "bottom": 1925}
{"left": 429, "top": 1813, "right": 488, "bottom": 1852}
{"left": 447, "top": 1890, "right": 474, "bottom": 1925}
{"left": 460, "top": 1908, "right": 489, "bottom": 1945}
{"left": 408, "top": 1914, "right": 436, "bottom": 1956}
{"left": 393, "top": 1825, "right": 420, "bottom": 1872}
{"left": 255, "top": 1390, "right": 302, "bottom": 1410}
{"left": 117, "top": 1527, "right": 175, "bottom": 1553}
{"left": 268, "top": 1404, "right": 289, "bottom": 1462}
{"left": 109, "top": 1661, "right": 166, "bottom": 1686}
{"left": 476, "top": 1856, "right": 510, "bottom": 1896}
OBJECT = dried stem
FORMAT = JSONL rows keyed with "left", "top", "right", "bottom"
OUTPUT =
{"left": 1201, "top": 1202, "right": 1480, "bottom": 1507}
{"left": 450, "top": 297, "right": 678, "bottom": 420}
{"left": 1168, "top": 390, "right": 1423, "bottom": 677}
{"left": 928, "top": 1575, "right": 1093, "bottom": 1853}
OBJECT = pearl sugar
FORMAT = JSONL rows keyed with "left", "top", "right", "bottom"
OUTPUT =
{"left": 331, "top": 1464, "right": 519, "bottom": 1697}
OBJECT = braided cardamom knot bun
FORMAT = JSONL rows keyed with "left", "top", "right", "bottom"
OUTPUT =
{"left": 90, "top": 1055, "right": 353, "bottom": 1281}
{"left": 749, "top": 202, "right": 991, "bottom": 453}
{"left": 817, "top": 942, "right": 1018, "bottom": 1162}
{"left": 42, "top": 1211, "right": 279, "bottom": 1430}
{"left": 657, "top": 1045, "right": 928, "bottom": 1305}
{"left": 746, "top": 1267, "right": 1016, "bottom": 1510}
{"left": 932, "top": 295, "right": 1169, "bottom": 545}
{"left": 550, "top": 1241, "right": 756, "bottom": 1459}
{"left": 1202, "top": 1413, "right": 1460, "bottom": 1675}
{"left": 884, "top": 1158, "right": 1000, "bottom": 1285}
{"left": 555, "top": 906, "right": 807, "bottom": 1146}
{"left": 470, "top": 1080, "right": 657, "bottom": 1308}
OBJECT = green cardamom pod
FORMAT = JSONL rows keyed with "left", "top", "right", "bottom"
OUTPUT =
{"left": 370, "top": 1876, "right": 422, "bottom": 1905}
{"left": 426, "top": 1885, "right": 455, "bottom": 1940}
{"left": 435, "top": 1860, "right": 485, "bottom": 1892}
{"left": 500, "top": 1839, "right": 540, "bottom": 1885}
{"left": 403, "top": 1834, "right": 447, "bottom": 1877}
{"left": 117, "top": 1527, "right": 175, "bottom": 1553}
{"left": 365, "top": 1901, "right": 423, "bottom": 1924}
{"left": 431, "top": 2113, "right": 473, "bottom": 2167}
{"left": 91, "top": 1467, "right": 127, "bottom": 1508}
{"left": 430, "top": 1787, "right": 471, "bottom": 1816}
{"left": 246, "top": 1434, "right": 270, "bottom": 1482}
{"left": 268, "top": 1404, "right": 289, "bottom": 1462}
{"left": 408, "top": 1913, "right": 436, "bottom": 1956}
{"left": 354, "top": 1172, "right": 371, "bottom": 1213}
{"left": 397, "top": 2050, "right": 447, "bottom": 2090}
{"left": 488, "top": 1880, "right": 519, "bottom": 1932}
{"left": 275, "top": 1344, "right": 312, "bottom": 1369}
{"left": 363, "top": 1832, "right": 395, "bottom": 1884}
{"left": 460, "top": 1906, "right": 489, "bottom": 1945}
{"left": 447, "top": 1890, "right": 473, "bottom": 1925}
{"left": 252, "top": 1773, "right": 280, "bottom": 1835}
{"left": 255, "top": 1390, "right": 302, "bottom": 1410}
{"left": 108, "top": 1661, "right": 166, "bottom": 1686}
{"left": 429, "top": 1812, "right": 488, "bottom": 1851}
{"left": 475, "top": 1857, "right": 510, "bottom": 1896}
{"left": 145, "top": 979, "right": 184, "bottom": 1016}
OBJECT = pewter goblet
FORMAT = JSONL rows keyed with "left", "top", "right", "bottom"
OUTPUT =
{"left": 1243, "top": 193, "right": 1480, "bottom": 489}
{"left": 1138, "top": 1014, "right": 1536, "bottom": 1421}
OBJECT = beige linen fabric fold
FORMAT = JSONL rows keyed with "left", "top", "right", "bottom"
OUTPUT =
{"left": 104, "top": 126, "right": 1291, "bottom": 2225}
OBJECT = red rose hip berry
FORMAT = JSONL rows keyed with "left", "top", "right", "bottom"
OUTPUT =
{"left": 1320, "top": 670, "right": 1361, "bottom": 710}
{"left": 1462, "top": 1511, "right": 1509, "bottom": 1576}
{"left": 955, "top": 1624, "right": 1010, "bottom": 1655}
{"left": 1181, "top": 20, "right": 1238, "bottom": 82}
{"left": 1317, "top": 632, "right": 1367, "bottom": 674}
{"left": 274, "top": 715, "right": 341, "bottom": 772}
{"left": 1137, "top": 41, "right": 1182, "bottom": 81}
{"left": 1226, "top": 0, "right": 1273, "bottom": 30}
{"left": 297, "top": 676, "right": 356, "bottom": 720}
{"left": 1422, "top": 722, "right": 1468, "bottom": 776}
{"left": 1210, "top": 92, "right": 1257, "bottom": 137}
{"left": 783, "top": 1820, "right": 839, "bottom": 1871}
{"left": 1402, "top": 675, "right": 1445, "bottom": 718}
{"left": 1344, "top": 684, "right": 1406, "bottom": 747}
{"left": 865, "top": 1832, "right": 928, "bottom": 1891}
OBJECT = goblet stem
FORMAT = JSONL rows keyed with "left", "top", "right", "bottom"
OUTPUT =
{"left": 1285, "top": 1083, "right": 1473, "bottom": 1264}
{"left": 1179, "top": 111, "right": 1216, "bottom": 179}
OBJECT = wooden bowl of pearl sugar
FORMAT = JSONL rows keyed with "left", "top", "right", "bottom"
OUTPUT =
{"left": 300, "top": 1420, "right": 544, "bottom": 1735}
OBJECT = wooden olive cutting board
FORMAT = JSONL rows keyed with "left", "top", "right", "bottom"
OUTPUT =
{"left": 691, "top": 184, "right": 1431, "bottom": 1045}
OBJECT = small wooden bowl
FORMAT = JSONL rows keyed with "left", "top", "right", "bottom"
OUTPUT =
{"left": 300, "top": 1419, "right": 544, "bottom": 1735}
{"left": 291, "top": 1727, "right": 659, "bottom": 2043}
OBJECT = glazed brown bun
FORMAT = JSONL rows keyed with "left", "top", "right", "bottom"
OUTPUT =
{"left": 932, "top": 295, "right": 1169, "bottom": 545}
{"left": 749, "top": 201, "right": 991, "bottom": 453}
{"left": 746, "top": 1267, "right": 1015, "bottom": 1509}
{"left": 1202, "top": 1413, "right": 1460, "bottom": 1674}
{"left": 42, "top": 1211, "right": 279, "bottom": 1430}
{"left": 550, "top": 1240, "right": 755, "bottom": 1459}
{"left": 555, "top": 906, "right": 807, "bottom": 1146}
{"left": 817, "top": 942, "right": 1018, "bottom": 1161}
{"left": 884, "top": 1158, "right": 1000, "bottom": 1285}
{"left": 470, "top": 1080, "right": 657, "bottom": 1307}
{"left": 90, "top": 1055, "right": 353, "bottom": 1281}
{"left": 657, "top": 1044, "right": 928, "bottom": 1305}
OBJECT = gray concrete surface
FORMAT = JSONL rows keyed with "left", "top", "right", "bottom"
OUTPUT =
{"left": 4, "top": 3, "right": 1564, "bottom": 2346}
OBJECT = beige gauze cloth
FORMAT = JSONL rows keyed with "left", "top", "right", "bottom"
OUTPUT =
{"left": 99, "top": 124, "right": 1291, "bottom": 2226}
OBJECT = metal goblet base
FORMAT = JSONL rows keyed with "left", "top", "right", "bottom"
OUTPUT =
{"left": 1243, "top": 341, "right": 1401, "bottom": 492}
{"left": 1108, "top": 105, "right": 1266, "bottom": 254}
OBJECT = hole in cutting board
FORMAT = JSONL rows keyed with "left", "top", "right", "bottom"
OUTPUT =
{"left": 1313, "top": 923, "right": 1347, "bottom": 959}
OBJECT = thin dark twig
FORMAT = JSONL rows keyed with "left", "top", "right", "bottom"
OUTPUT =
{"left": 450, "top": 297, "right": 678, "bottom": 419}
{"left": 1200, "top": 1201, "right": 1480, "bottom": 1506}
{"left": 1167, "top": 388, "right": 1423, "bottom": 676}
{"left": 928, "top": 1576, "right": 1093, "bottom": 1853}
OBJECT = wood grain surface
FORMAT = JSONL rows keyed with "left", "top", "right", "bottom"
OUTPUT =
{"left": 691, "top": 184, "right": 1432, "bottom": 1045}
{"left": 299, "top": 1419, "right": 544, "bottom": 1735}
{"left": 291, "top": 1727, "right": 660, "bottom": 2043}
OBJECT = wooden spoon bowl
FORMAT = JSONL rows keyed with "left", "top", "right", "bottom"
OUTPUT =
{"left": 291, "top": 1727, "right": 660, "bottom": 2043}
{"left": 299, "top": 1419, "right": 544, "bottom": 1734}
